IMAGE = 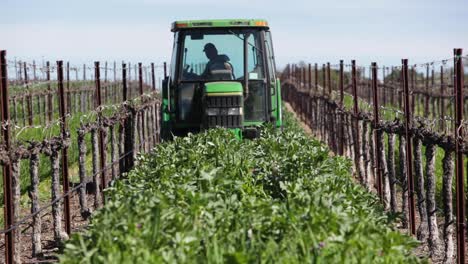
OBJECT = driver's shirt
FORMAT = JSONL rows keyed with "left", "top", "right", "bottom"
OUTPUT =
{"left": 201, "top": 54, "right": 230, "bottom": 79}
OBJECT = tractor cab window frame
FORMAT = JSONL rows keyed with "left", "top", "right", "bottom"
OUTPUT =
{"left": 265, "top": 31, "right": 277, "bottom": 82}
{"left": 169, "top": 32, "right": 179, "bottom": 85}
{"left": 176, "top": 28, "right": 267, "bottom": 83}
{"left": 166, "top": 32, "right": 180, "bottom": 113}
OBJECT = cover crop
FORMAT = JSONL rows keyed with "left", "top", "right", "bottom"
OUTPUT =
{"left": 60, "top": 112, "right": 422, "bottom": 263}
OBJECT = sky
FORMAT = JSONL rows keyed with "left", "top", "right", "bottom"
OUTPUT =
{"left": 1, "top": 0, "right": 467, "bottom": 69}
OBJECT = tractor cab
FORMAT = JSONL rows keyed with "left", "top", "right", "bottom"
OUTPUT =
{"left": 161, "top": 19, "right": 282, "bottom": 139}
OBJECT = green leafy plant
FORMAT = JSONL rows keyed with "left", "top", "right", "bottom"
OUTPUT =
{"left": 60, "top": 111, "right": 424, "bottom": 264}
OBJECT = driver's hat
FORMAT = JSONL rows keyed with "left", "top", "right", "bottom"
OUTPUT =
{"left": 203, "top": 43, "right": 217, "bottom": 52}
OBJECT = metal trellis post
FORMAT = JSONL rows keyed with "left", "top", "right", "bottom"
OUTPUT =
{"left": 402, "top": 59, "right": 416, "bottom": 235}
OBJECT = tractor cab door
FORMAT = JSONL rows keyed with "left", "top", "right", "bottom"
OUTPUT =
{"left": 243, "top": 31, "right": 268, "bottom": 123}
{"left": 264, "top": 30, "right": 282, "bottom": 126}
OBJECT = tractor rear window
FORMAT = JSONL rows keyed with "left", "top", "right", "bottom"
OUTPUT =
{"left": 179, "top": 29, "right": 265, "bottom": 82}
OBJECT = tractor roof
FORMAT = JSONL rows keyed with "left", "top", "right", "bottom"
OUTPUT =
{"left": 171, "top": 19, "right": 269, "bottom": 32}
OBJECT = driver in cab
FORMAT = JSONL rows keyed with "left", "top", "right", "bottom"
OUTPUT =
{"left": 200, "top": 43, "right": 233, "bottom": 79}
{"left": 183, "top": 43, "right": 233, "bottom": 80}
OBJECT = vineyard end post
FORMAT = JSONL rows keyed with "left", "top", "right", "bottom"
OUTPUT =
{"left": 314, "top": 63, "right": 318, "bottom": 92}
{"left": 151, "top": 63, "right": 155, "bottom": 91}
{"left": 339, "top": 60, "right": 344, "bottom": 156}
{"left": 371, "top": 62, "right": 383, "bottom": 201}
{"left": 57, "top": 60, "right": 71, "bottom": 235}
{"left": 402, "top": 58, "right": 416, "bottom": 235}
{"left": 1, "top": 50, "right": 14, "bottom": 264}
{"left": 94, "top": 61, "right": 106, "bottom": 204}
{"left": 454, "top": 48, "right": 465, "bottom": 264}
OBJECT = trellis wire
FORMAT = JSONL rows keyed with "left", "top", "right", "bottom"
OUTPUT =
{"left": 282, "top": 48, "right": 465, "bottom": 263}
{"left": 0, "top": 50, "right": 163, "bottom": 264}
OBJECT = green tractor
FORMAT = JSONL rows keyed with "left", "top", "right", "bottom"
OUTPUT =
{"left": 161, "top": 19, "right": 282, "bottom": 140}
